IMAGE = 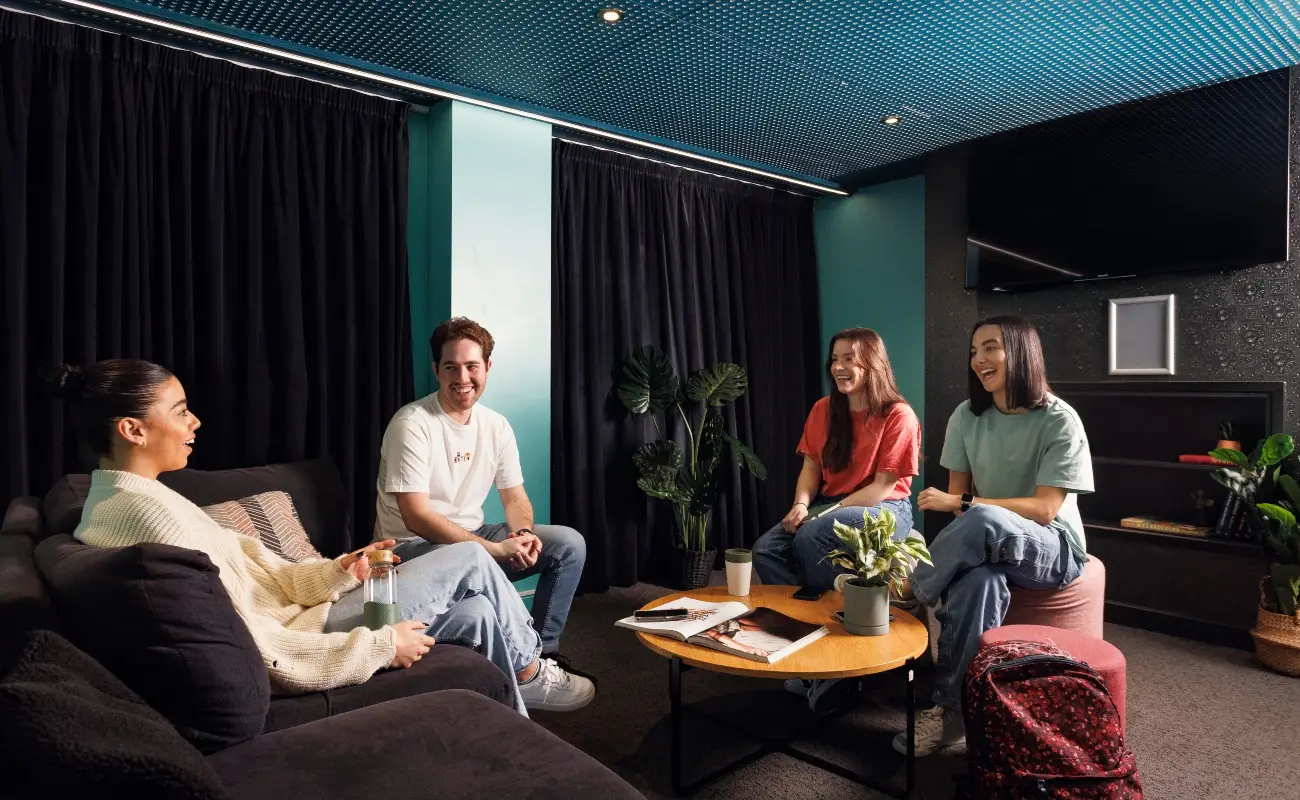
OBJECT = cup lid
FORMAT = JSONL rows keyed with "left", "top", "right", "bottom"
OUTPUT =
{"left": 367, "top": 549, "right": 394, "bottom": 564}
{"left": 724, "top": 548, "right": 752, "bottom": 563}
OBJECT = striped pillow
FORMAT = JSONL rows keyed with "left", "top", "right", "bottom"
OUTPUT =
{"left": 200, "top": 491, "right": 325, "bottom": 563}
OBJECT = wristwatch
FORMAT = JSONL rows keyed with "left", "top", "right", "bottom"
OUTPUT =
{"left": 960, "top": 493, "right": 974, "bottom": 512}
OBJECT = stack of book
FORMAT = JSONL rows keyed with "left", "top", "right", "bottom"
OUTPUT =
{"left": 1209, "top": 492, "right": 1255, "bottom": 541}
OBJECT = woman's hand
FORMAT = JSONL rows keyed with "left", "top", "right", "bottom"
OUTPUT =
{"left": 341, "top": 539, "right": 400, "bottom": 582}
{"left": 781, "top": 503, "right": 810, "bottom": 532}
{"left": 917, "top": 487, "right": 961, "bottom": 514}
{"left": 390, "top": 620, "right": 435, "bottom": 669}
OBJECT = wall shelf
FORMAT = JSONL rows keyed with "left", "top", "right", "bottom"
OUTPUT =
{"left": 1083, "top": 519, "right": 1260, "bottom": 556}
{"left": 1050, "top": 380, "right": 1283, "bottom": 648}
{"left": 1091, "top": 456, "right": 1221, "bottom": 472}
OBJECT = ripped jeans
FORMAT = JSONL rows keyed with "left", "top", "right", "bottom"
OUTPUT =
{"left": 910, "top": 504, "right": 1083, "bottom": 711}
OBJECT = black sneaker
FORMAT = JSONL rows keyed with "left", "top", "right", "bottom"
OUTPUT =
{"left": 806, "top": 677, "right": 861, "bottom": 714}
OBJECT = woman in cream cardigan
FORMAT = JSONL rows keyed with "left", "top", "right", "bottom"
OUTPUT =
{"left": 49, "top": 358, "right": 594, "bottom": 714}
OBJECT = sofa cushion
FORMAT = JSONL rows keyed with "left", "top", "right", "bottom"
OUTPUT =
{"left": 210, "top": 690, "right": 643, "bottom": 800}
{"left": 201, "top": 491, "right": 324, "bottom": 563}
{"left": 0, "top": 629, "right": 228, "bottom": 800}
{"left": 263, "top": 641, "right": 515, "bottom": 732}
{"left": 42, "top": 474, "right": 91, "bottom": 539}
{"left": 34, "top": 534, "right": 270, "bottom": 753}
{"left": 159, "top": 459, "right": 350, "bottom": 556}
{"left": 40, "top": 459, "right": 350, "bottom": 557}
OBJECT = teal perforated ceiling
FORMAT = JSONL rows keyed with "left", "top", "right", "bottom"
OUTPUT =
{"left": 53, "top": 1, "right": 1300, "bottom": 186}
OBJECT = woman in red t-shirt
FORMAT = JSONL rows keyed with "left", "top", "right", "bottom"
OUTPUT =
{"left": 752, "top": 328, "right": 921, "bottom": 595}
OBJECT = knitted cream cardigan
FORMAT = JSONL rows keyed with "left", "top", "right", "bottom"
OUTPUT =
{"left": 75, "top": 469, "right": 396, "bottom": 694}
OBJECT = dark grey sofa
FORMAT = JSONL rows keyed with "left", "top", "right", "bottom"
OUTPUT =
{"left": 0, "top": 459, "right": 638, "bottom": 800}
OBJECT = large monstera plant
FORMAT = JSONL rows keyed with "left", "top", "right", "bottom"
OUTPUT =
{"left": 617, "top": 345, "right": 768, "bottom": 552}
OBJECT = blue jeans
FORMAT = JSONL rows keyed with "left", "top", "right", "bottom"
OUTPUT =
{"left": 392, "top": 523, "right": 586, "bottom": 654}
{"left": 324, "top": 541, "right": 543, "bottom": 715}
{"left": 753, "top": 499, "right": 914, "bottom": 590}
{"left": 910, "top": 504, "right": 1083, "bottom": 711}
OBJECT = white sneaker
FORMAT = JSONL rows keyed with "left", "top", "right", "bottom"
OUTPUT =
{"left": 518, "top": 657, "right": 596, "bottom": 712}
{"left": 891, "top": 706, "right": 965, "bottom": 756}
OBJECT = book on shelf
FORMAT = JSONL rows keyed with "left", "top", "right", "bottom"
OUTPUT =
{"left": 1119, "top": 516, "right": 1211, "bottom": 537}
{"left": 615, "top": 597, "right": 828, "bottom": 664}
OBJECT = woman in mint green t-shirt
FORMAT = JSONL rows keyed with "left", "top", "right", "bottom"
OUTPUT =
{"left": 892, "top": 316, "right": 1094, "bottom": 758}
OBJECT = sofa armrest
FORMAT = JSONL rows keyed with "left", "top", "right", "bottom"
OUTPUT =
{"left": 210, "top": 690, "right": 641, "bottom": 800}
{"left": 2, "top": 497, "right": 43, "bottom": 539}
{"left": 0, "top": 532, "right": 62, "bottom": 647}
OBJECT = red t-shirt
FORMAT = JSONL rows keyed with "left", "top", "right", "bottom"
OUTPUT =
{"left": 796, "top": 398, "right": 920, "bottom": 500}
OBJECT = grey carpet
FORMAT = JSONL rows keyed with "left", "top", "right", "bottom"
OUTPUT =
{"left": 529, "top": 572, "right": 1300, "bottom": 799}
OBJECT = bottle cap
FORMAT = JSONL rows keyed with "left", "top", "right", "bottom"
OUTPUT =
{"left": 366, "top": 549, "right": 394, "bottom": 565}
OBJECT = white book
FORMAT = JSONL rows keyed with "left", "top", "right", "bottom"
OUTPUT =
{"left": 616, "top": 597, "right": 829, "bottom": 664}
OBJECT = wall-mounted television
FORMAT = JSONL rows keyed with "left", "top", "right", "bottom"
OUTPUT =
{"left": 965, "top": 68, "right": 1291, "bottom": 292}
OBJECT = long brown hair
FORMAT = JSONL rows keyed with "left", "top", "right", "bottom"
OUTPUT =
{"left": 823, "top": 328, "right": 904, "bottom": 474}
{"left": 967, "top": 316, "right": 1050, "bottom": 415}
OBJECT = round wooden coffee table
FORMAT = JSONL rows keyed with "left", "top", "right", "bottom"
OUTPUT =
{"left": 635, "top": 584, "right": 928, "bottom": 798}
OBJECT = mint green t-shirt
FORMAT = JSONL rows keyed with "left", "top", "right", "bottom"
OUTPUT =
{"left": 940, "top": 395, "right": 1094, "bottom": 558}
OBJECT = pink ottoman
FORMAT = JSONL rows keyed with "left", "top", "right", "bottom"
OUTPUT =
{"left": 980, "top": 623, "right": 1128, "bottom": 732}
{"left": 1004, "top": 555, "right": 1106, "bottom": 638}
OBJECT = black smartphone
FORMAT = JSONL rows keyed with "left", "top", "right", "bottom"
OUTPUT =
{"left": 634, "top": 608, "right": 689, "bottom": 621}
{"left": 793, "top": 585, "right": 826, "bottom": 601}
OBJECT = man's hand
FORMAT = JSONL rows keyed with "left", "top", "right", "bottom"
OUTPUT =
{"left": 781, "top": 503, "right": 810, "bottom": 532}
{"left": 491, "top": 537, "right": 533, "bottom": 571}
{"left": 509, "top": 530, "right": 541, "bottom": 569}
{"left": 390, "top": 620, "right": 435, "bottom": 669}
{"left": 917, "top": 487, "right": 961, "bottom": 514}
{"left": 340, "top": 539, "right": 400, "bottom": 582}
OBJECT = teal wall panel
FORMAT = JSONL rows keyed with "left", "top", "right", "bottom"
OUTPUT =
{"left": 407, "top": 101, "right": 552, "bottom": 525}
{"left": 813, "top": 176, "right": 926, "bottom": 526}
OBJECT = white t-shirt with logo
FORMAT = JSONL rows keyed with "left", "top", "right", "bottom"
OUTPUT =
{"left": 373, "top": 394, "right": 524, "bottom": 542}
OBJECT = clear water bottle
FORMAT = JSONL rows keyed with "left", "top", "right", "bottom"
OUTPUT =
{"left": 362, "top": 549, "right": 398, "bottom": 630}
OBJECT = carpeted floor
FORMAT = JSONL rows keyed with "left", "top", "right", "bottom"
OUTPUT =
{"left": 530, "top": 574, "right": 1300, "bottom": 799}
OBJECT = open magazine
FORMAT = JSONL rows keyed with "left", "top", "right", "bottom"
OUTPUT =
{"left": 616, "top": 597, "right": 828, "bottom": 664}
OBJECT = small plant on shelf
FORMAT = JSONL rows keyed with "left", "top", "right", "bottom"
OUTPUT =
{"left": 1217, "top": 420, "right": 1241, "bottom": 451}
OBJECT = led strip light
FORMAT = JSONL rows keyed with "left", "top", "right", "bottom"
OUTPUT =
{"left": 46, "top": 0, "right": 849, "bottom": 196}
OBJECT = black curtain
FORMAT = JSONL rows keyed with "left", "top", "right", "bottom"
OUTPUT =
{"left": 1, "top": 9, "right": 413, "bottom": 548}
{"left": 552, "top": 140, "right": 823, "bottom": 592}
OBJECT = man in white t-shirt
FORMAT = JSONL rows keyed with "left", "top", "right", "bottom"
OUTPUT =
{"left": 374, "top": 317, "right": 593, "bottom": 710}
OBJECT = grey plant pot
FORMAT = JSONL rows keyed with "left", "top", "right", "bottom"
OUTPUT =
{"left": 842, "top": 578, "right": 891, "bottom": 636}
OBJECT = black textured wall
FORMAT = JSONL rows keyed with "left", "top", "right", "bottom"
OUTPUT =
{"left": 923, "top": 68, "right": 1299, "bottom": 509}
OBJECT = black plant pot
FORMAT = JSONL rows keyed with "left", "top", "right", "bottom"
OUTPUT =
{"left": 670, "top": 546, "right": 717, "bottom": 590}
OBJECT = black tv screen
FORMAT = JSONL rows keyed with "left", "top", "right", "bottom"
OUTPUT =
{"left": 965, "top": 68, "right": 1291, "bottom": 292}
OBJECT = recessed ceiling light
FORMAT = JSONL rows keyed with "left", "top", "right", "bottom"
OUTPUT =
{"left": 882, "top": 115, "right": 901, "bottom": 126}
{"left": 599, "top": 8, "right": 624, "bottom": 23}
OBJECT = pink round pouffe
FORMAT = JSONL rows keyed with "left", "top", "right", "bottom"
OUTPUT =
{"left": 1003, "top": 555, "right": 1106, "bottom": 638}
{"left": 980, "top": 623, "right": 1128, "bottom": 732}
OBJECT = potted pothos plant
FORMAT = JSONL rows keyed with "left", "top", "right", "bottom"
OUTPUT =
{"left": 1210, "top": 433, "right": 1300, "bottom": 677}
{"left": 617, "top": 345, "right": 768, "bottom": 589}
{"left": 823, "top": 508, "right": 932, "bottom": 636}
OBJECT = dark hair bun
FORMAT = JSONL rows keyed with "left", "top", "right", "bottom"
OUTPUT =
{"left": 46, "top": 363, "right": 86, "bottom": 401}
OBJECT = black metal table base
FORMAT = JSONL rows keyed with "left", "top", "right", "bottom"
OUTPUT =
{"left": 669, "top": 656, "right": 915, "bottom": 797}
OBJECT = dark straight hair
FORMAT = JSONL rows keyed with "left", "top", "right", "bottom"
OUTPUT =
{"left": 44, "top": 359, "right": 175, "bottom": 457}
{"left": 823, "top": 328, "right": 904, "bottom": 473}
{"left": 968, "top": 316, "right": 1051, "bottom": 415}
